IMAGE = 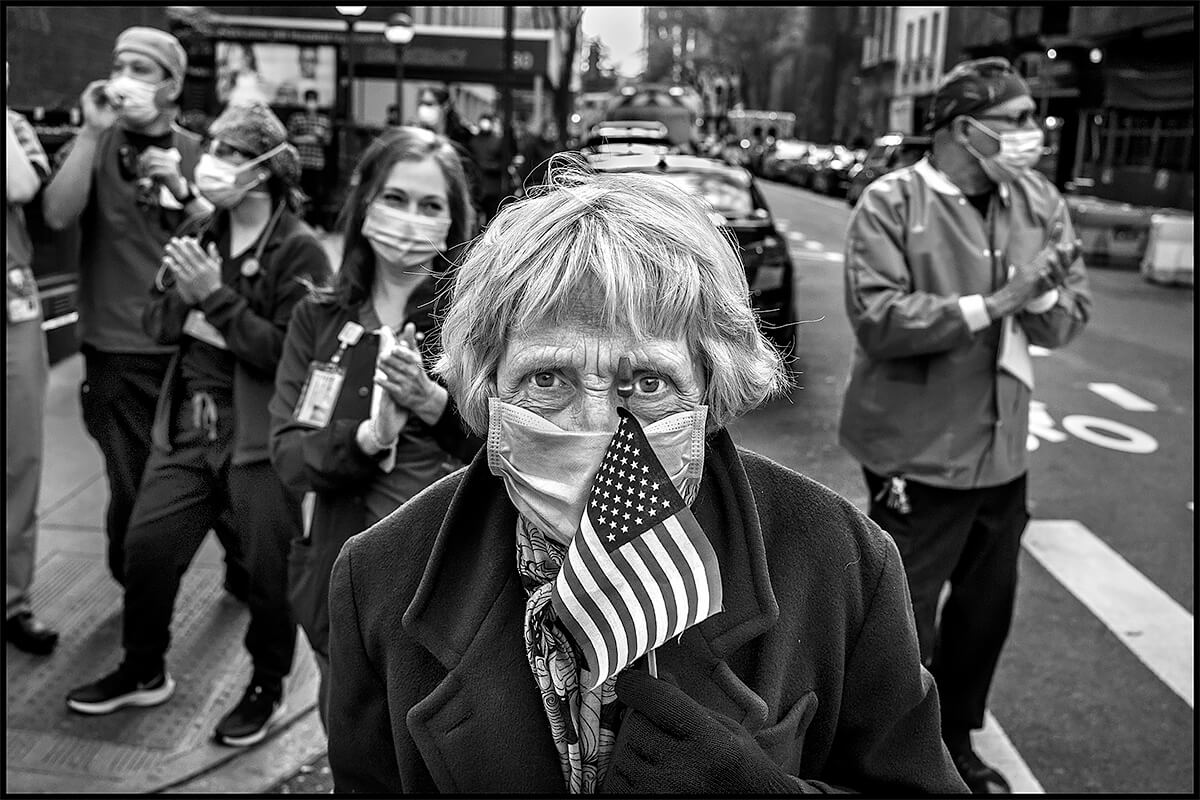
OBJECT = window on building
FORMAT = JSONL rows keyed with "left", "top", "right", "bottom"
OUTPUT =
{"left": 930, "top": 12, "right": 940, "bottom": 75}
{"left": 884, "top": 8, "right": 895, "bottom": 59}
{"left": 904, "top": 21, "right": 914, "bottom": 83}
{"left": 918, "top": 17, "right": 926, "bottom": 60}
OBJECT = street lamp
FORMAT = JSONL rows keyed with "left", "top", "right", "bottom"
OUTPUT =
{"left": 336, "top": 6, "right": 366, "bottom": 123}
{"left": 385, "top": 11, "right": 415, "bottom": 124}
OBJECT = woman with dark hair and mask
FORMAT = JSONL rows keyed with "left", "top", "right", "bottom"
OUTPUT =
{"left": 66, "top": 102, "right": 332, "bottom": 750}
{"left": 268, "top": 126, "right": 482, "bottom": 727}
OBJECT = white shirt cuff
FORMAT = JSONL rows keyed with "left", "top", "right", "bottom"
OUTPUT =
{"left": 1023, "top": 288, "right": 1060, "bottom": 314}
{"left": 958, "top": 294, "right": 992, "bottom": 333}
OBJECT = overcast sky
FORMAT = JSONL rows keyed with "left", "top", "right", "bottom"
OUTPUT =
{"left": 581, "top": 6, "right": 645, "bottom": 77}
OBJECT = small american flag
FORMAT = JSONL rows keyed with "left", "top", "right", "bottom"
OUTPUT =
{"left": 551, "top": 408, "right": 722, "bottom": 690}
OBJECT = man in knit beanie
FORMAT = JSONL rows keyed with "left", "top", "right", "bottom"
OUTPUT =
{"left": 41, "top": 28, "right": 249, "bottom": 599}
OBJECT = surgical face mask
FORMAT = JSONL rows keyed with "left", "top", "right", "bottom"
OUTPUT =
{"left": 193, "top": 142, "right": 287, "bottom": 208}
{"left": 416, "top": 102, "right": 442, "bottom": 128}
{"left": 487, "top": 399, "right": 708, "bottom": 546}
{"left": 962, "top": 117, "right": 1045, "bottom": 184}
{"left": 361, "top": 201, "right": 452, "bottom": 270}
{"left": 106, "top": 75, "right": 169, "bottom": 125}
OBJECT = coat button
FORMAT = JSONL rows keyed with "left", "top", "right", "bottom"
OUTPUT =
{"left": 358, "top": 386, "right": 369, "bottom": 397}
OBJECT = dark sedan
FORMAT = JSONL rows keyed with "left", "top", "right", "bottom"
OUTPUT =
{"left": 585, "top": 152, "right": 798, "bottom": 357}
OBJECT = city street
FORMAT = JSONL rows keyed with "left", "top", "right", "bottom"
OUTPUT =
{"left": 732, "top": 179, "right": 1195, "bottom": 794}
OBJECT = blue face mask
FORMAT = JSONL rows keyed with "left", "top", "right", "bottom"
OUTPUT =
{"left": 486, "top": 399, "right": 707, "bottom": 545}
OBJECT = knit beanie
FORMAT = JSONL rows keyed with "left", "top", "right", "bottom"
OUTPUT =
{"left": 209, "top": 102, "right": 301, "bottom": 188}
{"left": 114, "top": 27, "right": 187, "bottom": 84}
{"left": 926, "top": 57, "right": 1031, "bottom": 132}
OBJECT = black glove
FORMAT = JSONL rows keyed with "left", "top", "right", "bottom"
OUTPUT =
{"left": 601, "top": 669, "right": 799, "bottom": 794}
{"left": 984, "top": 220, "right": 1082, "bottom": 320}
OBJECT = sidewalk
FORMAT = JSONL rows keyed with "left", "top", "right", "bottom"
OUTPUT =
{"left": 5, "top": 355, "right": 327, "bottom": 793}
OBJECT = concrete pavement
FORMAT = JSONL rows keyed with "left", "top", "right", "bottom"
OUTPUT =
{"left": 5, "top": 354, "right": 325, "bottom": 794}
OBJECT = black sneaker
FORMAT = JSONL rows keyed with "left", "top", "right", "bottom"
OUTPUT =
{"left": 950, "top": 746, "right": 1012, "bottom": 794}
{"left": 66, "top": 665, "right": 175, "bottom": 715}
{"left": 214, "top": 682, "right": 287, "bottom": 747}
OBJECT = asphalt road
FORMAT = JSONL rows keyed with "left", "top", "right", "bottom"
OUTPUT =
{"left": 736, "top": 178, "right": 1195, "bottom": 794}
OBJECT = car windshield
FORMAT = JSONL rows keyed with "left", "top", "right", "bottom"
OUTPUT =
{"left": 660, "top": 171, "right": 756, "bottom": 220}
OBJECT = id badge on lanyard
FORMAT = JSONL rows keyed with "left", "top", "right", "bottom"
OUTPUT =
{"left": 292, "top": 321, "right": 365, "bottom": 428}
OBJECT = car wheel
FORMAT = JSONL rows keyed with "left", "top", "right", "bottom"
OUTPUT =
{"left": 812, "top": 174, "right": 829, "bottom": 194}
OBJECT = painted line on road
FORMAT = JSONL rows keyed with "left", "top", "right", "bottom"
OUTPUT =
{"left": 791, "top": 250, "right": 844, "bottom": 263}
{"left": 764, "top": 181, "right": 855, "bottom": 212}
{"left": 787, "top": 230, "right": 806, "bottom": 241}
{"left": 1023, "top": 520, "right": 1193, "bottom": 708}
{"left": 1087, "top": 382, "right": 1158, "bottom": 412}
{"left": 974, "top": 711, "right": 1045, "bottom": 794}
{"left": 1029, "top": 345, "right": 1051, "bottom": 357}
{"left": 802, "top": 240, "right": 824, "bottom": 250}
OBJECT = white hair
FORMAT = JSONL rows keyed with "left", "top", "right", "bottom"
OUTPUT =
{"left": 434, "top": 167, "right": 789, "bottom": 434}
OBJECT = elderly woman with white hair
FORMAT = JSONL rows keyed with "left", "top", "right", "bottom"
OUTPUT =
{"left": 325, "top": 169, "right": 968, "bottom": 794}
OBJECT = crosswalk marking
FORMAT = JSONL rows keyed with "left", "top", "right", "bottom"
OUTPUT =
{"left": 1023, "top": 520, "right": 1193, "bottom": 708}
{"left": 975, "top": 711, "right": 1045, "bottom": 793}
{"left": 802, "top": 240, "right": 823, "bottom": 250}
{"left": 1087, "top": 382, "right": 1158, "bottom": 412}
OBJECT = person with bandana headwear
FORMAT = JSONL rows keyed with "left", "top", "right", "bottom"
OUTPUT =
{"left": 268, "top": 126, "right": 482, "bottom": 731}
{"left": 321, "top": 167, "right": 967, "bottom": 794}
{"left": 838, "top": 57, "right": 1092, "bottom": 793}
{"left": 41, "top": 27, "right": 248, "bottom": 599}
{"left": 66, "top": 103, "right": 332, "bottom": 750}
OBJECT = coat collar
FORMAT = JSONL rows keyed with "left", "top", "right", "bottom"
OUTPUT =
{"left": 915, "top": 155, "right": 1012, "bottom": 206}
{"left": 401, "top": 428, "right": 780, "bottom": 791}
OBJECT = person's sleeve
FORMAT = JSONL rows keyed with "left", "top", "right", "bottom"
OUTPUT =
{"left": 428, "top": 392, "right": 484, "bottom": 464}
{"left": 327, "top": 543, "right": 404, "bottom": 792}
{"left": 269, "top": 302, "right": 391, "bottom": 495}
{"left": 844, "top": 185, "right": 979, "bottom": 360}
{"left": 822, "top": 533, "right": 969, "bottom": 794}
{"left": 201, "top": 233, "right": 332, "bottom": 376}
{"left": 1016, "top": 206, "right": 1092, "bottom": 348}
{"left": 142, "top": 285, "right": 192, "bottom": 346}
{"left": 8, "top": 110, "right": 50, "bottom": 178}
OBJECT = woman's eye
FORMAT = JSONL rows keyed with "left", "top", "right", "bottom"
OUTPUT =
{"left": 532, "top": 372, "right": 557, "bottom": 388}
{"left": 637, "top": 375, "right": 664, "bottom": 393}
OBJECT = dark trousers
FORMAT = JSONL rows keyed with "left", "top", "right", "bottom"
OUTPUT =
{"left": 121, "top": 396, "right": 301, "bottom": 686}
{"left": 79, "top": 347, "right": 245, "bottom": 588}
{"left": 863, "top": 468, "right": 1029, "bottom": 743}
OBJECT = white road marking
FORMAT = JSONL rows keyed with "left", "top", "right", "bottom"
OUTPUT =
{"left": 790, "top": 250, "right": 842, "bottom": 263}
{"left": 1087, "top": 382, "right": 1158, "bottom": 412}
{"left": 823, "top": 252, "right": 844, "bottom": 263}
{"left": 1023, "top": 520, "right": 1193, "bottom": 708}
{"left": 787, "top": 230, "right": 806, "bottom": 241}
{"left": 974, "top": 712, "right": 1045, "bottom": 793}
{"left": 1029, "top": 345, "right": 1051, "bottom": 357}
{"left": 802, "top": 240, "right": 823, "bottom": 250}
{"left": 1060, "top": 415, "right": 1158, "bottom": 454}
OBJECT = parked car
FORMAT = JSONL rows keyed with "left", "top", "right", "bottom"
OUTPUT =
{"left": 584, "top": 152, "right": 798, "bottom": 357}
{"left": 580, "top": 120, "right": 674, "bottom": 156}
{"left": 760, "top": 139, "right": 813, "bottom": 183}
{"left": 845, "top": 133, "right": 932, "bottom": 206}
{"left": 790, "top": 145, "right": 835, "bottom": 189}
{"left": 810, "top": 146, "right": 867, "bottom": 197}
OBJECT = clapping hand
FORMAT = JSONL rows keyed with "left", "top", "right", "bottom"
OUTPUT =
{"left": 138, "top": 146, "right": 188, "bottom": 201}
{"left": 164, "top": 237, "right": 223, "bottom": 304}
{"left": 375, "top": 322, "right": 444, "bottom": 423}
{"left": 985, "top": 219, "right": 1082, "bottom": 320}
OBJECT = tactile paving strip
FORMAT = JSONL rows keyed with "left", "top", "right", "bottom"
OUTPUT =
{"left": 6, "top": 548, "right": 317, "bottom": 793}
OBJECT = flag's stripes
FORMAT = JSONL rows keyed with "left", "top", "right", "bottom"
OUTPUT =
{"left": 576, "top": 515, "right": 646, "bottom": 666}
{"left": 642, "top": 534, "right": 690, "bottom": 638}
{"left": 630, "top": 536, "right": 680, "bottom": 635}
{"left": 666, "top": 513, "right": 722, "bottom": 622}
{"left": 609, "top": 544, "right": 662, "bottom": 652}
{"left": 658, "top": 523, "right": 702, "bottom": 629}
{"left": 559, "top": 534, "right": 621, "bottom": 681}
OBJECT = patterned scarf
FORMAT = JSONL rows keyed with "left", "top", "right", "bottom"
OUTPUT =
{"left": 517, "top": 515, "right": 620, "bottom": 793}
